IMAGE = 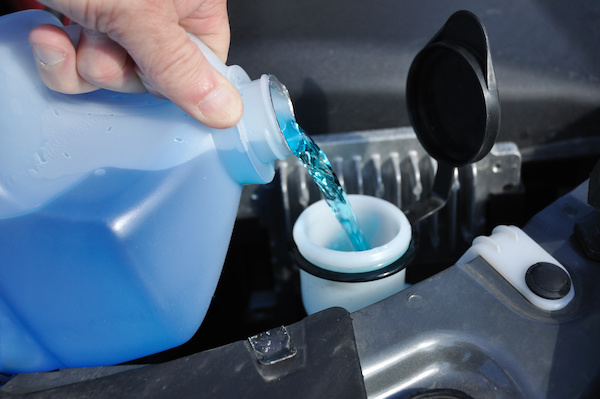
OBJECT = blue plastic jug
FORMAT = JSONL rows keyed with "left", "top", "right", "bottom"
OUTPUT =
{"left": 0, "top": 10, "right": 294, "bottom": 373}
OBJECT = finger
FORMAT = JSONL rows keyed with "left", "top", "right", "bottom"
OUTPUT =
{"left": 178, "top": 0, "right": 231, "bottom": 63}
{"left": 134, "top": 65, "right": 166, "bottom": 99}
{"left": 28, "top": 24, "right": 98, "bottom": 94}
{"left": 108, "top": 8, "right": 243, "bottom": 129}
{"left": 76, "top": 28, "right": 146, "bottom": 93}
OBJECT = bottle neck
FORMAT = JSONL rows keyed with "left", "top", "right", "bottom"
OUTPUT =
{"left": 190, "top": 34, "right": 294, "bottom": 181}
{"left": 221, "top": 74, "right": 294, "bottom": 184}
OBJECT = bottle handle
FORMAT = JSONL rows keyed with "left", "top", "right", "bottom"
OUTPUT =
{"left": 187, "top": 33, "right": 251, "bottom": 89}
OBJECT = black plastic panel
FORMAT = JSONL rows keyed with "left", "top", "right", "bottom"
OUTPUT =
{"left": 1, "top": 308, "right": 366, "bottom": 398}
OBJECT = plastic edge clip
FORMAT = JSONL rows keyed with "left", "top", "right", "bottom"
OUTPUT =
{"left": 457, "top": 225, "right": 574, "bottom": 311}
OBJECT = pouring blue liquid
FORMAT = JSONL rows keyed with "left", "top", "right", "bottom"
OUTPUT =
{"left": 280, "top": 119, "right": 370, "bottom": 251}
{"left": 0, "top": 10, "right": 373, "bottom": 373}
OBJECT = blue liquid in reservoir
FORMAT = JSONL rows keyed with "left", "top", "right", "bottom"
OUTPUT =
{"left": 280, "top": 119, "right": 370, "bottom": 251}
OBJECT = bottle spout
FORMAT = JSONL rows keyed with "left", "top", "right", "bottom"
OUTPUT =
{"left": 267, "top": 74, "right": 297, "bottom": 152}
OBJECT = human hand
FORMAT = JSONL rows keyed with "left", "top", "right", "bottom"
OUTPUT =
{"left": 28, "top": 0, "right": 243, "bottom": 129}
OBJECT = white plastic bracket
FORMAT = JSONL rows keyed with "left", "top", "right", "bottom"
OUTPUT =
{"left": 458, "top": 225, "right": 574, "bottom": 311}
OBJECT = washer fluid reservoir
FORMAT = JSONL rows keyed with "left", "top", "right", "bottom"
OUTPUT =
{"left": 0, "top": 10, "right": 293, "bottom": 373}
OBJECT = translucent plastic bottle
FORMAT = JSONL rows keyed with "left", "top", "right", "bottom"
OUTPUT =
{"left": 0, "top": 10, "right": 294, "bottom": 373}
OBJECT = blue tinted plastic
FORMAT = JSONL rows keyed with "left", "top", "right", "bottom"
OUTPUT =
{"left": 0, "top": 10, "right": 289, "bottom": 373}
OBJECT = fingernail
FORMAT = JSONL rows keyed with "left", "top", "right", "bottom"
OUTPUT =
{"left": 31, "top": 44, "right": 66, "bottom": 67}
{"left": 196, "top": 85, "right": 243, "bottom": 125}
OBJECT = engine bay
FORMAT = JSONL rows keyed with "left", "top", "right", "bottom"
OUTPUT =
{"left": 2, "top": 1, "right": 600, "bottom": 398}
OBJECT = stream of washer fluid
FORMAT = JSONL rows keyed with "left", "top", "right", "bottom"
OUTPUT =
{"left": 280, "top": 119, "right": 370, "bottom": 251}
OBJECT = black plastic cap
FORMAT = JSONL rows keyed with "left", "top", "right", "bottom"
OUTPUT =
{"left": 406, "top": 10, "right": 500, "bottom": 167}
{"left": 525, "top": 262, "right": 572, "bottom": 300}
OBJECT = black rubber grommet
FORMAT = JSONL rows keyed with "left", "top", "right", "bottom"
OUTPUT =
{"left": 291, "top": 239, "right": 416, "bottom": 283}
{"left": 525, "top": 262, "right": 572, "bottom": 300}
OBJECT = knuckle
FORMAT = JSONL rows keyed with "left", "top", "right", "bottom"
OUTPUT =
{"left": 77, "top": 60, "right": 120, "bottom": 86}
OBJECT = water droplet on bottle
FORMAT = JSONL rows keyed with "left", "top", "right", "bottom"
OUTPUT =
{"left": 63, "top": 152, "right": 71, "bottom": 158}
{"left": 107, "top": 126, "right": 113, "bottom": 133}
{"left": 95, "top": 169, "right": 106, "bottom": 177}
{"left": 34, "top": 152, "right": 47, "bottom": 164}
{"left": 174, "top": 137, "right": 183, "bottom": 143}
{"left": 53, "top": 109, "right": 60, "bottom": 117}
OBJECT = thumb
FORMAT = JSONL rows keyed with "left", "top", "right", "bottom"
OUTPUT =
{"left": 113, "top": 16, "right": 243, "bottom": 129}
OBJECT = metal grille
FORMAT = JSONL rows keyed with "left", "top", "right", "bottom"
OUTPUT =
{"left": 274, "top": 127, "right": 521, "bottom": 258}
{"left": 236, "top": 126, "right": 521, "bottom": 280}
